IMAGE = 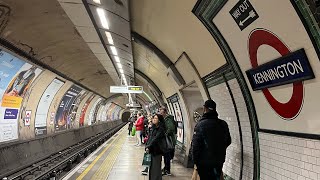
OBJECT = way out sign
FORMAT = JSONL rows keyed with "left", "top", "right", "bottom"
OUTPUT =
{"left": 230, "top": 0, "right": 259, "bottom": 30}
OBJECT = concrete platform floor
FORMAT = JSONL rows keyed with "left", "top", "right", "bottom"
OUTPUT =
{"left": 63, "top": 125, "right": 193, "bottom": 180}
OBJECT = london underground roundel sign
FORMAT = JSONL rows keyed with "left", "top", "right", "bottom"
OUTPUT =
{"left": 248, "top": 29, "right": 303, "bottom": 119}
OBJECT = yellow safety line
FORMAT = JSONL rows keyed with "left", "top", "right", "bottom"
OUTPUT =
{"left": 91, "top": 131, "right": 126, "bottom": 179}
{"left": 76, "top": 127, "right": 125, "bottom": 180}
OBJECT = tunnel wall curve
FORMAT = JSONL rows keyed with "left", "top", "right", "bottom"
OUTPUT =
{"left": 0, "top": 46, "right": 124, "bottom": 145}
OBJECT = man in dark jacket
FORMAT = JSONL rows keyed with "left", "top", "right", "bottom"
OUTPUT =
{"left": 192, "top": 100, "right": 231, "bottom": 180}
{"left": 159, "top": 107, "right": 176, "bottom": 176}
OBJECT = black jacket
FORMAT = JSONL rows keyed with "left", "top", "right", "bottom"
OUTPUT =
{"left": 146, "top": 123, "right": 165, "bottom": 156}
{"left": 191, "top": 111, "right": 231, "bottom": 167}
{"left": 128, "top": 117, "right": 134, "bottom": 130}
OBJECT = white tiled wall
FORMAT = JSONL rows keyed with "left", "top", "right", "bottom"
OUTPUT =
{"left": 259, "top": 132, "right": 320, "bottom": 180}
{"left": 208, "top": 82, "right": 241, "bottom": 179}
{"left": 228, "top": 79, "right": 254, "bottom": 180}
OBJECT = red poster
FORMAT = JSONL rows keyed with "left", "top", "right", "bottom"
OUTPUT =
{"left": 79, "top": 94, "right": 95, "bottom": 127}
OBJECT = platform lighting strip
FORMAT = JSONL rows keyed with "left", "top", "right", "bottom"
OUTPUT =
{"left": 114, "top": 56, "right": 120, "bottom": 63}
{"left": 95, "top": 6, "right": 128, "bottom": 86}
{"left": 93, "top": 0, "right": 101, "bottom": 4}
{"left": 97, "top": 8, "right": 109, "bottom": 29}
{"left": 105, "top": 31, "right": 114, "bottom": 45}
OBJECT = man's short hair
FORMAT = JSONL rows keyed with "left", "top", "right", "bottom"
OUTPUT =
{"left": 137, "top": 112, "right": 142, "bottom": 116}
{"left": 204, "top": 100, "right": 216, "bottom": 111}
{"left": 159, "top": 106, "right": 167, "bottom": 112}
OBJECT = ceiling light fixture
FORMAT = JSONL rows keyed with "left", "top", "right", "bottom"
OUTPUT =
{"left": 97, "top": 8, "right": 109, "bottom": 29}
{"left": 117, "top": 63, "right": 123, "bottom": 69}
{"left": 110, "top": 46, "right": 118, "bottom": 55}
{"left": 93, "top": 0, "right": 101, "bottom": 4}
{"left": 105, "top": 31, "right": 114, "bottom": 45}
{"left": 114, "top": 56, "right": 120, "bottom": 63}
{"left": 119, "top": 68, "right": 124, "bottom": 74}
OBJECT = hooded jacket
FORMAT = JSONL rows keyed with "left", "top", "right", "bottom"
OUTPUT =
{"left": 191, "top": 111, "right": 231, "bottom": 167}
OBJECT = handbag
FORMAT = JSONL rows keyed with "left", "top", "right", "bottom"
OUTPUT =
{"left": 142, "top": 153, "right": 151, "bottom": 166}
{"left": 159, "top": 136, "right": 174, "bottom": 153}
{"left": 131, "top": 126, "right": 136, "bottom": 136}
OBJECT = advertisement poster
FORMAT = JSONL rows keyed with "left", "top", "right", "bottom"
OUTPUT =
{"left": 101, "top": 103, "right": 111, "bottom": 121}
{"left": 92, "top": 99, "right": 104, "bottom": 124}
{"left": 68, "top": 90, "right": 88, "bottom": 128}
{"left": 88, "top": 98, "right": 101, "bottom": 125}
{"left": 79, "top": 94, "right": 95, "bottom": 127}
{"left": 106, "top": 103, "right": 116, "bottom": 120}
{"left": 0, "top": 50, "right": 42, "bottom": 142}
{"left": 54, "top": 85, "right": 82, "bottom": 131}
{"left": 35, "top": 78, "right": 64, "bottom": 136}
{"left": 173, "top": 101, "right": 184, "bottom": 143}
{"left": 213, "top": 0, "right": 320, "bottom": 134}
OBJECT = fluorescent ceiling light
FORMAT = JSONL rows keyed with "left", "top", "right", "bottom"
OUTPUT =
{"left": 96, "top": 8, "right": 109, "bottom": 29}
{"left": 121, "top": 74, "right": 125, "bottom": 78}
{"left": 114, "top": 56, "right": 120, "bottom": 63}
{"left": 116, "top": 63, "right": 123, "bottom": 69}
{"left": 119, "top": 68, "right": 124, "bottom": 74}
{"left": 110, "top": 46, "right": 118, "bottom": 55}
{"left": 105, "top": 31, "right": 114, "bottom": 45}
{"left": 93, "top": 0, "right": 101, "bottom": 4}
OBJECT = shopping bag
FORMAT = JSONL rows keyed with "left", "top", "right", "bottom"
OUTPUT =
{"left": 131, "top": 126, "right": 136, "bottom": 136}
{"left": 191, "top": 167, "right": 200, "bottom": 180}
{"left": 142, "top": 153, "right": 151, "bottom": 166}
{"left": 143, "top": 136, "right": 149, "bottom": 144}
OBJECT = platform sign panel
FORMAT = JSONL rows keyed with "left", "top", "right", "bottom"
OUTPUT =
{"left": 35, "top": 78, "right": 64, "bottom": 136}
{"left": 55, "top": 85, "right": 82, "bottom": 131}
{"left": 213, "top": 0, "right": 320, "bottom": 134}
{"left": 0, "top": 50, "right": 42, "bottom": 142}
{"left": 246, "top": 49, "right": 315, "bottom": 91}
{"left": 110, "top": 86, "right": 143, "bottom": 94}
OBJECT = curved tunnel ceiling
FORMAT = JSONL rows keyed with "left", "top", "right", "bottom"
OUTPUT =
{"left": 0, "top": 0, "right": 116, "bottom": 98}
{"left": 130, "top": 0, "right": 227, "bottom": 78}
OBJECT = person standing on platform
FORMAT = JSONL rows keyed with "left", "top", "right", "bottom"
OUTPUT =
{"left": 159, "top": 107, "right": 176, "bottom": 176}
{"left": 134, "top": 112, "right": 145, "bottom": 146}
{"left": 145, "top": 114, "right": 165, "bottom": 180}
{"left": 128, "top": 114, "right": 134, "bottom": 136}
{"left": 191, "top": 100, "right": 231, "bottom": 180}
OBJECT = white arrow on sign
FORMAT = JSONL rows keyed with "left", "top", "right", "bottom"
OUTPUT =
{"left": 239, "top": 10, "right": 256, "bottom": 26}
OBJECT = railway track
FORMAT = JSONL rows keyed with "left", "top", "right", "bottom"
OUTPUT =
{"left": 0, "top": 122, "right": 126, "bottom": 180}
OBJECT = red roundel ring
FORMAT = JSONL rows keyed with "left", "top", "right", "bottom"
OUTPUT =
{"left": 248, "top": 29, "right": 303, "bottom": 119}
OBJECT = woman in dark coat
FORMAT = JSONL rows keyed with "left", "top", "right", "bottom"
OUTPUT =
{"left": 145, "top": 114, "right": 166, "bottom": 180}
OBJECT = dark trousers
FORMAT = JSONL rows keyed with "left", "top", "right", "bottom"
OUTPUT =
{"left": 149, "top": 154, "right": 162, "bottom": 180}
{"left": 170, "top": 149, "right": 175, "bottom": 160}
{"left": 128, "top": 129, "right": 131, "bottom": 135}
{"left": 163, "top": 152, "right": 172, "bottom": 172}
{"left": 197, "top": 165, "right": 222, "bottom": 180}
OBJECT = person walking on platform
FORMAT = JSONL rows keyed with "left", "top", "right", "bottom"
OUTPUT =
{"left": 145, "top": 114, "right": 165, "bottom": 180}
{"left": 134, "top": 112, "right": 145, "bottom": 146}
{"left": 159, "top": 107, "right": 176, "bottom": 176}
{"left": 192, "top": 100, "right": 231, "bottom": 180}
